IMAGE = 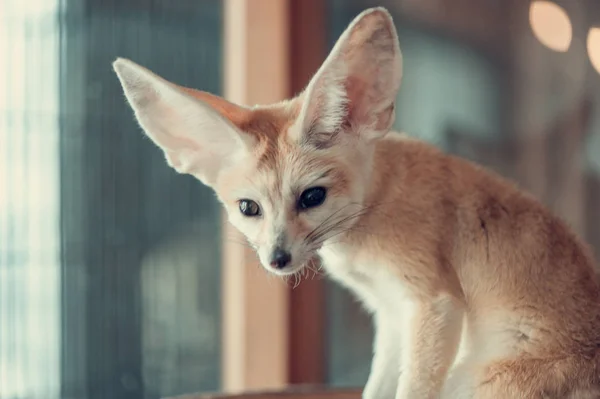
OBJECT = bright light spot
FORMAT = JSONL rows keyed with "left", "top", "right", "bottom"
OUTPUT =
{"left": 587, "top": 28, "right": 600, "bottom": 75}
{"left": 529, "top": 1, "right": 572, "bottom": 52}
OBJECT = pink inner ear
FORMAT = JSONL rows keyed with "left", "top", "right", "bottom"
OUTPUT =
{"left": 180, "top": 87, "right": 252, "bottom": 128}
{"left": 374, "top": 104, "right": 394, "bottom": 131}
{"left": 345, "top": 75, "right": 371, "bottom": 128}
{"left": 344, "top": 72, "right": 395, "bottom": 134}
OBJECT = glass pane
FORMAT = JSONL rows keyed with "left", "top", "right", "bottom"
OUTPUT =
{"left": 1, "top": 1, "right": 223, "bottom": 398}
{"left": 324, "top": 0, "right": 600, "bottom": 387}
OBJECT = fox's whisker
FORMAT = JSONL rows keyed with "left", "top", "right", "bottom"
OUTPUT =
{"left": 305, "top": 203, "right": 356, "bottom": 242}
{"left": 307, "top": 207, "right": 373, "bottom": 244}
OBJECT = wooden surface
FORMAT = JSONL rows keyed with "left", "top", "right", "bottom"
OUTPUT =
{"left": 222, "top": 0, "right": 291, "bottom": 392}
{"left": 167, "top": 388, "right": 361, "bottom": 399}
{"left": 221, "top": 0, "right": 331, "bottom": 389}
{"left": 287, "top": 0, "right": 328, "bottom": 385}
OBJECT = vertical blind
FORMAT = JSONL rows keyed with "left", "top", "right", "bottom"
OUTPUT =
{"left": 0, "top": 0, "right": 62, "bottom": 398}
{"left": 1, "top": 1, "right": 224, "bottom": 398}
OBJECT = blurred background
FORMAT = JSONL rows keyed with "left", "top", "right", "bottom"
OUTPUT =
{"left": 0, "top": 0, "right": 599, "bottom": 398}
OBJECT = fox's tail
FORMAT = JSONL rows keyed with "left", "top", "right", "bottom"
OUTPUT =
{"left": 482, "top": 352, "right": 600, "bottom": 398}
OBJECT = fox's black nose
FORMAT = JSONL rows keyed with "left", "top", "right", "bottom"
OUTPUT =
{"left": 269, "top": 249, "right": 291, "bottom": 269}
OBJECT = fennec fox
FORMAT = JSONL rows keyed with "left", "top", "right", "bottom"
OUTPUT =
{"left": 113, "top": 7, "right": 600, "bottom": 399}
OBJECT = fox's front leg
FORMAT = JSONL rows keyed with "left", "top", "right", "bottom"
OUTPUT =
{"left": 363, "top": 312, "right": 403, "bottom": 399}
{"left": 396, "top": 294, "right": 463, "bottom": 399}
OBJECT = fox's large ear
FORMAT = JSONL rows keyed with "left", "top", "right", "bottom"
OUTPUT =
{"left": 292, "top": 8, "right": 402, "bottom": 147}
{"left": 113, "top": 58, "right": 254, "bottom": 186}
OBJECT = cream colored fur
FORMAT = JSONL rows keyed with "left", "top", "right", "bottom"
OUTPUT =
{"left": 114, "top": 7, "right": 600, "bottom": 399}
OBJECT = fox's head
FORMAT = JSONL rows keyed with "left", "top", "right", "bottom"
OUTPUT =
{"left": 113, "top": 8, "right": 402, "bottom": 276}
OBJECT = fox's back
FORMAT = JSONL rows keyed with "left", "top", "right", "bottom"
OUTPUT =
{"left": 372, "top": 132, "right": 600, "bottom": 350}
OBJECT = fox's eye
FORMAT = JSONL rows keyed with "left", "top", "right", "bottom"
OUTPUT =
{"left": 299, "top": 187, "right": 327, "bottom": 210}
{"left": 239, "top": 199, "right": 261, "bottom": 217}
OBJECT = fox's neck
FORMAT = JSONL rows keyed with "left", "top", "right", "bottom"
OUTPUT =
{"left": 322, "top": 133, "right": 409, "bottom": 251}
{"left": 362, "top": 133, "right": 407, "bottom": 213}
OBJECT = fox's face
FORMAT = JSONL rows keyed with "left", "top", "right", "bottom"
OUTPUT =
{"left": 214, "top": 111, "right": 371, "bottom": 275}
{"left": 113, "top": 8, "right": 402, "bottom": 275}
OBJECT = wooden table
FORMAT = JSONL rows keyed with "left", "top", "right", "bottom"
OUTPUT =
{"left": 166, "top": 387, "right": 362, "bottom": 399}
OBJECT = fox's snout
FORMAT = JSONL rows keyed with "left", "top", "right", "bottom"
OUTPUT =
{"left": 268, "top": 248, "right": 292, "bottom": 269}
{"left": 259, "top": 229, "right": 298, "bottom": 273}
{"left": 257, "top": 230, "right": 308, "bottom": 275}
